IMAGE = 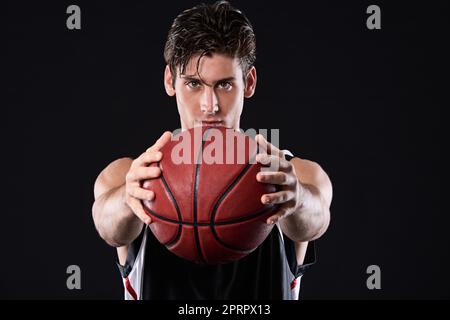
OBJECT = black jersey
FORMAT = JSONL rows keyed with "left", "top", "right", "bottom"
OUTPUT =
{"left": 117, "top": 222, "right": 315, "bottom": 300}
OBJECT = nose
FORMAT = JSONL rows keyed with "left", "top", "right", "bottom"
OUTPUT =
{"left": 200, "top": 87, "right": 219, "bottom": 115}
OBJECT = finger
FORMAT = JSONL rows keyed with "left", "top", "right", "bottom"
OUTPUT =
{"left": 256, "top": 154, "right": 293, "bottom": 172}
{"left": 126, "top": 166, "right": 161, "bottom": 182}
{"left": 127, "top": 198, "right": 152, "bottom": 225}
{"left": 257, "top": 171, "right": 296, "bottom": 186}
{"left": 133, "top": 151, "right": 163, "bottom": 169}
{"left": 266, "top": 208, "right": 287, "bottom": 225}
{"left": 128, "top": 187, "right": 155, "bottom": 201}
{"left": 147, "top": 131, "right": 173, "bottom": 152}
{"left": 261, "top": 190, "right": 295, "bottom": 205}
{"left": 255, "top": 134, "right": 283, "bottom": 158}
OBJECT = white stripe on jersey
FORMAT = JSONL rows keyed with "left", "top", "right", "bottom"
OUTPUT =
{"left": 124, "top": 227, "right": 148, "bottom": 300}
{"left": 276, "top": 222, "right": 302, "bottom": 300}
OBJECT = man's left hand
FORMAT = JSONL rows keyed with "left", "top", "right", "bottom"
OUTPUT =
{"left": 255, "top": 134, "right": 305, "bottom": 225}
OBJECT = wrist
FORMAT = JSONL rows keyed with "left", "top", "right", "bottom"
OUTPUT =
{"left": 116, "top": 184, "right": 137, "bottom": 219}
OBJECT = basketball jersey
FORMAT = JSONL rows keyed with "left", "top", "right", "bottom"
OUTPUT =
{"left": 116, "top": 150, "right": 317, "bottom": 300}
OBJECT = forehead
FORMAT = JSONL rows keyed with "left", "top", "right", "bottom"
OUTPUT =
{"left": 181, "top": 53, "right": 243, "bottom": 80}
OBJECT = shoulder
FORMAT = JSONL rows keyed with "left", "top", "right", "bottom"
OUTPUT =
{"left": 103, "top": 157, "right": 134, "bottom": 175}
{"left": 94, "top": 157, "right": 133, "bottom": 199}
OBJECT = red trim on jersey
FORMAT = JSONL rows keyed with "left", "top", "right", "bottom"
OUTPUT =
{"left": 125, "top": 277, "right": 138, "bottom": 300}
{"left": 290, "top": 278, "right": 298, "bottom": 290}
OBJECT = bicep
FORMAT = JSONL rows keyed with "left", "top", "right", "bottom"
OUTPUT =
{"left": 93, "top": 158, "right": 134, "bottom": 256}
{"left": 94, "top": 157, "right": 133, "bottom": 200}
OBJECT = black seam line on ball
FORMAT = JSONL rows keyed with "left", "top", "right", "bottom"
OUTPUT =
{"left": 146, "top": 204, "right": 276, "bottom": 227}
{"left": 211, "top": 205, "right": 274, "bottom": 253}
{"left": 192, "top": 128, "right": 212, "bottom": 264}
{"left": 157, "top": 162, "right": 183, "bottom": 247}
{"left": 209, "top": 146, "right": 259, "bottom": 251}
{"left": 210, "top": 148, "right": 257, "bottom": 225}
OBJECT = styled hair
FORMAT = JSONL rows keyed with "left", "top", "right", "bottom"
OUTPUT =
{"left": 164, "top": 1, "right": 256, "bottom": 88}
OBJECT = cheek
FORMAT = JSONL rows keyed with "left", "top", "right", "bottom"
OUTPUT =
{"left": 226, "top": 90, "right": 244, "bottom": 114}
{"left": 176, "top": 91, "right": 199, "bottom": 117}
{"left": 178, "top": 86, "right": 197, "bottom": 103}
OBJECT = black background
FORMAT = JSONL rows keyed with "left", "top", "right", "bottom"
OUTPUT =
{"left": 3, "top": 0, "right": 447, "bottom": 299}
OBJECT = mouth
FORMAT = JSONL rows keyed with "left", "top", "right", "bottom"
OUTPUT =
{"left": 200, "top": 120, "right": 224, "bottom": 127}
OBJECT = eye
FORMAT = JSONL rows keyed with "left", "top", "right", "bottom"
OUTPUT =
{"left": 186, "top": 80, "right": 201, "bottom": 88}
{"left": 218, "top": 81, "right": 232, "bottom": 90}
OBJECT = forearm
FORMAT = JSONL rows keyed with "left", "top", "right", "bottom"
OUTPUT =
{"left": 92, "top": 184, "right": 144, "bottom": 247}
{"left": 280, "top": 183, "right": 330, "bottom": 242}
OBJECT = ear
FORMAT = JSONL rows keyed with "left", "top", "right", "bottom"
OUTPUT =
{"left": 244, "top": 66, "right": 257, "bottom": 98}
{"left": 164, "top": 65, "right": 176, "bottom": 96}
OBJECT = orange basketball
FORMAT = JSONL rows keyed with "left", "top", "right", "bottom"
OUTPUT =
{"left": 142, "top": 126, "right": 278, "bottom": 264}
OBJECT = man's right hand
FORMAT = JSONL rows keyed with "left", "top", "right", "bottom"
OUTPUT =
{"left": 125, "top": 131, "right": 172, "bottom": 225}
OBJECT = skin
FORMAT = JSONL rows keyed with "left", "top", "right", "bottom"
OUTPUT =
{"left": 92, "top": 53, "right": 332, "bottom": 267}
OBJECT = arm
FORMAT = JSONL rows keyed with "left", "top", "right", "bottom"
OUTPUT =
{"left": 92, "top": 158, "right": 143, "bottom": 247}
{"left": 254, "top": 134, "right": 332, "bottom": 244}
{"left": 92, "top": 131, "right": 172, "bottom": 247}
{"left": 280, "top": 157, "right": 332, "bottom": 242}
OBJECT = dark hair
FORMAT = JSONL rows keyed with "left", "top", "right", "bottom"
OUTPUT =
{"left": 164, "top": 1, "right": 256, "bottom": 88}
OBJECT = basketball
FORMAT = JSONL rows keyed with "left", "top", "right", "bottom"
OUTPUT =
{"left": 141, "top": 126, "right": 278, "bottom": 265}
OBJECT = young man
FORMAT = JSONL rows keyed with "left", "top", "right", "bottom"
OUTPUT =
{"left": 92, "top": 1, "right": 332, "bottom": 300}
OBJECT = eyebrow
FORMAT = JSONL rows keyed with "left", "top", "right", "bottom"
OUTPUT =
{"left": 180, "top": 75, "right": 236, "bottom": 86}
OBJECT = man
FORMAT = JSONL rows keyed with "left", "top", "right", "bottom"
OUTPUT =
{"left": 92, "top": 1, "right": 332, "bottom": 300}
